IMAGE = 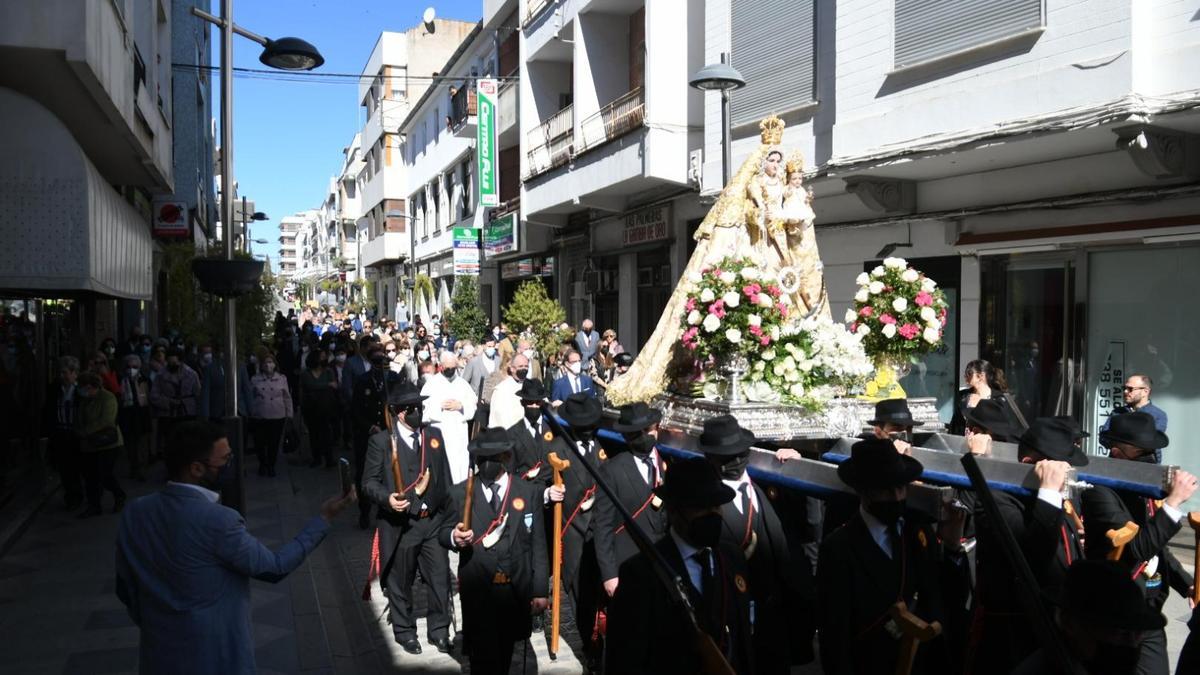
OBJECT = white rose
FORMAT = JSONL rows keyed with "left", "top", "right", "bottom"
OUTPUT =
{"left": 785, "top": 370, "right": 800, "bottom": 383}
{"left": 740, "top": 267, "right": 761, "bottom": 281}
{"left": 799, "top": 359, "right": 814, "bottom": 372}
{"left": 722, "top": 291, "right": 741, "bottom": 308}
{"left": 772, "top": 362, "right": 786, "bottom": 376}
{"left": 871, "top": 265, "right": 886, "bottom": 278}
{"left": 700, "top": 288, "right": 715, "bottom": 303}
{"left": 892, "top": 297, "right": 908, "bottom": 312}
{"left": 758, "top": 293, "right": 774, "bottom": 308}
{"left": 754, "top": 360, "right": 766, "bottom": 372}
{"left": 881, "top": 323, "right": 897, "bottom": 339}
{"left": 789, "top": 383, "right": 805, "bottom": 398}
{"left": 702, "top": 313, "right": 721, "bottom": 333}
{"left": 900, "top": 268, "right": 919, "bottom": 283}
{"left": 923, "top": 326, "right": 940, "bottom": 344}
{"left": 762, "top": 348, "right": 776, "bottom": 361}
{"left": 770, "top": 326, "right": 780, "bottom": 341}
{"left": 844, "top": 308, "right": 857, "bottom": 324}
{"left": 748, "top": 314, "right": 762, "bottom": 327}
{"left": 927, "top": 318, "right": 941, "bottom": 330}
{"left": 725, "top": 328, "right": 742, "bottom": 344}
{"left": 868, "top": 281, "right": 885, "bottom": 295}
{"left": 855, "top": 272, "right": 870, "bottom": 286}
{"left": 687, "top": 271, "right": 703, "bottom": 284}
{"left": 883, "top": 256, "right": 907, "bottom": 270}
{"left": 856, "top": 323, "right": 870, "bottom": 336}
{"left": 719, "top": 271, "right": 736, "bottom": 284}
{"left": 687, "top": 310, "right": 702, "bottom": 325}
{"left": 921, "top": 278, "right": 937, "bottom": 292}
{"left": 854, "top": 288, "right": 870, "bottom": 303}
{"left": 783, "top": 356, "right": 797, "bottom": 371}
{"left": 918, "top": 306, "right": 935, "bottom": 322}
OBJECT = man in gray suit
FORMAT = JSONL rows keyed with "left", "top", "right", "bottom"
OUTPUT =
{"left": 462, "top": 336, "right": 500, "bottom": 404}
{"left": 116, "top": 421, "right": 355, "bottom": 675}
{"left": 575, "top": 318, "right": 600, "bottom": 366}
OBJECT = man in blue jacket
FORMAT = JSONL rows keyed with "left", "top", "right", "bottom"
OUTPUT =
{"left": 115, "top": 421, "right": 356, "bottom": 675}
{"left": 549, "top": 350, "right": 595, "bottom": 406}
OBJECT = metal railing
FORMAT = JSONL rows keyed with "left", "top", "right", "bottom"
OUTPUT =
{"left": 578, "top": 87, "right": 645, "bottom": 154}
{"left": 450, "top": 85, "right": 477, "bottom": 129}
{"left": 526, "top": 0, "right": 552, "bottom": 25}
{"left": 526, "top": 104, "right": 574, "bottom": 179}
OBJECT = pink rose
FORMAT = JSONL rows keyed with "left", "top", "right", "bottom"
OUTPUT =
{"left": 708, "top": 300, "right": 726, "bottom": 319}
{"left": 711, "top": 268, "right": 723, "bottom": 278}
{"left": 898, "top": 323, "right": 920, "bottom": 340}
{"left": 742, "top": 283, "right": 762, "bottom": 298}
{"left": 776, "top": 303, "right": 788, "bottom": 317}
{"left": 879, "top": 313, "right": 897, "bottom": 325}
{"left": 850, "top": 322, "right": 859, "bottom": 333}
{"left": 760, "top": 336, "right": 771, "bottom": 346}
{"left": 748, "top": 325, "right": 763, "bottom": 337}
{"left": 685, "top": 297, "right": 696, "bottom": 312}
{"left": 767, "top": 285, "right": 782, "bottom": 298}
{"left": 859, "top": 306, "right": 874, "bottom": 317}
{"left": 915, "top": 291, "right": 933, "bottom": 307}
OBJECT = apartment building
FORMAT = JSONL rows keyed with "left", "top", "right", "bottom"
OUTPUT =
{"left": 278, "top": 215, "right": 303, "bottom": 278}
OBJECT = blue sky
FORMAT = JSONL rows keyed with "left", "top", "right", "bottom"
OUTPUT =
{"left": 214, "top": 1, "right": 482, "bottom": 264}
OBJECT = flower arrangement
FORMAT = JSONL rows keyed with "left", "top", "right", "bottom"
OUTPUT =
{"left": 742, "top": 315, "right": 874, "bottom": 409}
{"left": 844, "top": 257, "right": 949, "bottom": 363}
{"left": 679, "top": 257, "right": 789, "bottom": 362}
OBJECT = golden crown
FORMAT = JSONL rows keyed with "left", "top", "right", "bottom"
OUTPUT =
{"left": 785, "top": 150, "right": 805, "bottom": 176}
{"left": 759, "top": 116, "right": 785, "bottom": 145}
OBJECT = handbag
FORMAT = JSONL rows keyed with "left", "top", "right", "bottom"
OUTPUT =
{"left": 87, "top": 426, "right": 120, "bottom": 449}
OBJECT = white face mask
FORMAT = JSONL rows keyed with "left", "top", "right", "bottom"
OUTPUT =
{"left": 127, "top": 368, "right": 139, "bottom": 379}
{"left": 418, "top": 350, "right": 430, "bottom": 361}
{"left": 389, "top": 362, "right": 403, "bottom": 373}
{"left": 484, "top": 347, "right": 496, "bottom": 358}
{"left": 568, "top": 362, "right": 582, "bottom": 375}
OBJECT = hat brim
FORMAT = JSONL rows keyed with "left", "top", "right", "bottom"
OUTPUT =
{"left": 561, "top": 411, "right": 602, "bottom": 428}
{"left": 612, "top": 409, "right": 663, "bottom": 433}
{"left": 653, "top": 481, "right": 736, "bottom": 508}
{"left": 387, "top": 394, "right": 428, "bottom": 407}
{"left": 963, "top": 409, "right": 1015, "bottom": 439}
{"left": 837, "top": 454, "right": 924, "bottom": 489}
{"left": 469, "top": 442, "right": 514, "bottom": 457}
{"left": 1098, "top": 430, "right": 1169, "bottom": 451}
{"left": 698, "top": 429, "right": 756, "bottom": 457}
{"left": 867, "top": 416, "right": 917, "bottom": 428}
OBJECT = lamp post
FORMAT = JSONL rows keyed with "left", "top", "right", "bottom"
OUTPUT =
{"left": 239, "top": 195, "right": 269, "bottom": 252}
{"left": 689, "top": 53, "right": 746, "bottom": 186}
{"left": 191, "top": 0, "right": 322, "bottom": 513}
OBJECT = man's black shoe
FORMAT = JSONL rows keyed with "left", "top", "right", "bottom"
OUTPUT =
{"left": 428, "top": 636, "right": 451, "bottom": 653}
{"left": 397, "top": 637, "right": 421, "bottom": 655}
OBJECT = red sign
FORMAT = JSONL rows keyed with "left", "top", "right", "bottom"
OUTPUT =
{"left": 152, "top": 201, "right": 191, "bottom": 238}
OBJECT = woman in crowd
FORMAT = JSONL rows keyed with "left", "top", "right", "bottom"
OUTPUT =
{"left": 75, "top": 371, "right": 126, "bottom": 517}
{"left": 249, "top": 351, "right": 292, "bottom": 477}
{"left": 949, "top": 358, "right": 1027, "bottom": 437}
{"left": 300, "top": 350, "right": 338, "bottom": 469}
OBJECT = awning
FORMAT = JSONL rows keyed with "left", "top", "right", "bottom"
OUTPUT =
{"left": 0, "top": 88, "right": 152, "bottom": 300}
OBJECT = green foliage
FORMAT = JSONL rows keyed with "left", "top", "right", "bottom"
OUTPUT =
{"left": 162, "top": 242, "right": 274, "bottom": 356}
{"left": 502, "top": 279, "right": 565, "bottom": 359}
{"left": 446, "top": 276, "right": 488, "bottom": 342}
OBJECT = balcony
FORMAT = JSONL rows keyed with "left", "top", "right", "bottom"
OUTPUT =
{"left": 577, "top": 88, "right": 644, "bottom": 154}
{"left": 525, "top": 0, "right": 552, "bottom": 25}
{"left": 360, "top": 232, "right": 408, "bottom": 268}
{"left": 526, "top": 105, "right": 574, "bottom": 179}
{"left": 451, "top": 85, "right": 477, "bottom": 139}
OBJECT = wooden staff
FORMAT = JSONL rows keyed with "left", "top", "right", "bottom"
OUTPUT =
{"left": 1189, "top": 512, "right": 1200, "bottom": 605}
{"left": 385, "top": 409, "right": 405, "bottom": 499}
{"left": 1105, "top": 522, "right": 1139, "bottom": 561}
{"left": 890, "top": 601, "right": 942, "bottom": 675}
{"left": 458, "top": 468, "right": 475, "bottom": 532}
{"left": 547, "top": 451, "right": 571, "bottom": 660}
{"left": 1063, "top": 499, "right": 1085, "bottom": 537}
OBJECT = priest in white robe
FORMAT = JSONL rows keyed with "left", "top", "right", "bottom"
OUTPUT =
{"left": 420, "top": 352, "right": 477, "bottom": 484}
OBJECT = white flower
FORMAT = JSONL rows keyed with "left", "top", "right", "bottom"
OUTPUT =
{"left": 854, "top": 288, "right": 870, "bottom": 303}
{"left": 871, "top": 265, "right": 886, "bottom": 278}
{"left": 855, "top": 272, "right": 870, "bottom": 286}
{"left": 748, "top": 314, "right": 762, "bottom": 327}
{"left": 883, "top": 256, "right": 907, "bottom": 270}
{"left": 926, "top": 318, "right": 941, "bottom": 330}
{"left": 844, "top": 308, "right": 857, "bottom": 324}
{"left": 783, "top": 356, "right": 797, "bottom": 371}
{"left": 892, "top": 297, "right": 908, "bottom": 312}
{"left": 687, "top": 271, "right": 703, "bottom": 284}
{"left": 702, "top": 313, "right": 721, "bottom": 333}
{"left": 722, "top": 291, "right": 741, "bottom": 308}
{"left": 754, "top": 360, "right": 766, "bottom": 371}
{"left": 687, "top": 310, "right": 702, "bottom": 325}
{"left": 762, "top": 348, "right": 776, "bottom": 361}
{"left": 882, "top": 323, "right": 897, "bottom": 339}
{"left": 740, "top": 267, "right": 761, "bottom": 281}
{"left": 868, "top": 281, "right": 885, "bottom": 295}
{"left": 856, "top": 323, "right": 871, "bottom": 336}
{"left": 923, "top": 326, "right": 941, "bottom": 344}
{"left": 919, "top": 306, "right": 936, "bottom": 322}
{"left": 757, "top": 293, "right": 774, "bottom": 308}
{"left": 719, "top": 271, "right": 736, "bottom": 284}
{"left": 772, "top": 362, "right": 786, "bottom": 376}
{"left": 900, "top": 268, "right": 919, "bottom": 283}
{"left": 725, "top": 328, "right": 742, "bottom": 344}
{"left": 700, "top": 288, "right": 715, "bottom": 303}
{"left": 770, "top": 326, "right": 780, "bottom": 341}
{"left": 921, "top": 278, "right": 937, "bottom": 292}
{"left": 799, "top": 359, "right": 814, "bottom": 372}
{"left": 789, "top": 383, "right": 805, "bottom": 398}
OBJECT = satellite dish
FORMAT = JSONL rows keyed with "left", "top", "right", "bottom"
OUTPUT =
{"left": 422, "top": 7, "right": 436, "bottom": 32}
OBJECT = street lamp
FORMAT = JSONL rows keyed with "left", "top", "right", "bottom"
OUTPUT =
{"left": 689, "top": 53, "right": 746, "bottom": 186}
{"left": 191, "top": 0, "right": 323, "bottom": 514}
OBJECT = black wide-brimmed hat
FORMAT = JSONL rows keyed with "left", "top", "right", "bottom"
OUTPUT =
{"left": 867, "top": 398, "right": 916, "bottom": 427}
{"left": 560, "top": 393, "right": 602, "bottom": 429}
{"left": 613, "top": 401, "right": 662, "bottom": 433}
{"left": 387, "top": 380, "right": 427, "bottom": 407}
{"left": 697, "top": 415, "right": 756, "bottom": 457}
{"left": 517, "top": 378, "right": 548, "bottom": 402}
{"left": 653, "top": 458, "right": 735, "bottom": 508}
{"left": 963, "top": 400, "right": 1015, "bottom": 438}
{"left": 1099, "top": 412, "right": 1169, "bottom": 451}
{"left": 614, "top": 352, "right": 634, "bottom": 368}
{"left": 469, "top": 427, "right": 515, "bottom": 457}
{"left": 1049, "top": 415, "right": 1089, "bottom": 439}
{"left": 1019, "top": 418, "right": 1089, "bottom": 466}
{"left": 1053, "top": 560, "right": 1166, "bottom": 631}
{"left": 837, "top": 438, "right": 924, "bottom": 490}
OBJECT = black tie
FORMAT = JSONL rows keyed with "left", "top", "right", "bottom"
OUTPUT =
{"left": 642, "top": 455, "right": 656, "bottom": 485}
{"left": 888, "top": 522, "right": 904, "bottom": 562}
{"left": 738, "top": 484, "right": 752, "bottom": 518}
{"left": 489, "top": 484, "right": 502, "bottom": 513}
{"left": 696, "top": 548, "right": 713, "bottom": 597}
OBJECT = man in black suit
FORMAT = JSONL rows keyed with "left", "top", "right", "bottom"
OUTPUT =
{"left": 594, "top": 402, "right": 669, "bottom": 599}
{"left": 445, "top": 428, "right": 549, "bottom": 675}
{"left": 699, "top": 415, "right": 814, "bottom": 672}
{"left": 969, "top": 417, "right": 1091, "bottom": 675}
{"left": 352, "top": 348, "right": 390, "bottom": 528}
{"left": 505, "top": 378, "right": 568, "bottom": 483}
{"left": 1081, "top": 412, "right": 1196, "bottom": 674}
{"left": 817, "top": 437, "right": 967, "bottom": 675}
{"left": 361, "top": 381, "right": 455, "bottom": 655}
{"left": 608, "top": 458, "right": 755, "bottom": 675}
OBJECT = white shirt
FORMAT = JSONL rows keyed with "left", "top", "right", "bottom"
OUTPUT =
{"left": 634, "top": 448, "right": 662, "bottom": 486}
{"left": 488, "top": 376, "right": 524, "bottom": 429}
{"left": 169, "top": 481, "right": 220, "bottom": 504}
{"left": 421, "top": 373, "right": 477, "bottom": 484}
{"left": 481, "top": 471, "right": 510, "bottom": 507}
{"left": 670, "top": 527, "right": 713, "bottom": 593}
{"left": 860, "top": 506, "right": 902, "bottom": 559}
{"left": 482, "top": 357, "right": 496, "bottom": 374}
{"left": 723, "top": 472, "right": 759, "bottom": 515}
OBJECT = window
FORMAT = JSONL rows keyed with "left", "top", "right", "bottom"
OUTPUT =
{"left": 894, "top": 0, "right": 1043, "bottom": 70}
{"left": 431, "top": 179, "right": 441, "bottom": 232}
{"left": 730, "top": 0, "right": 815, "bottom": 127}
{"left": 460, "top": 155, "right": 473, "bottom": 218}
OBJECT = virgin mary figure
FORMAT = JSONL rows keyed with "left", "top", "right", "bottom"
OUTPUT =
{"left": 607, "top": 116, "right": 831, "bottom": 405}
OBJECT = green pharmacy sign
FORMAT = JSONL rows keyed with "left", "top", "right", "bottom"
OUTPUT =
{"left": 476, "top": 79, "right": 499, "bottom": 208}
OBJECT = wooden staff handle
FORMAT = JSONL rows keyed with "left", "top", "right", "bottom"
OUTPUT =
{"left": 1188, "top": 512, "right": 1200, "bottom": 605}
{"left": 1063, "top": 499, "right": 1085, "bottom": 535}
{"left": 387, "top": 409, "right": 405, "bottom": 499}
{"left": 457, "top": 469, "right": 474, "bottom": 532}
{"left": 1105, "top": 521, "right": 1139, "bottom": 561}
{"left": 890, "top": 601, "right": 942, "bottom": 675}
{"left": 547, "top": 451, "right": 571, "bottom": 659}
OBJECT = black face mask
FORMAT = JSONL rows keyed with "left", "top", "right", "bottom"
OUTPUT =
{"left": 477, "top": 459, "right": 505, "bottom": 483}
{"left": 865, "top": 499, "right": 906, "bottom": 527}
{"left": 515, "top": 368, "right": 529, "bottom": 381}
{"left": 575, "top": 427, "right": 596, "bottom": 442}
{"left": 524, "top": 407, "right": 542, "bottom": 424}
{"left": 685, "top": 512, "right": 724, "bottom": 549}
{"left": 626, "top": 433, "right": 656, "bottom": 456}
{"left": 1083, "top": 642, "right": 1142, "bottom": 675}
{"left": 394, "top": 406, "right": 422, "bottom": 429}
{"left": 716, "top": 453, "right": 750, "bottom": 480}
{"left": 167, "top": 363, "right": 181, "bottom": 373}
{"left": 442, "top": 367, "right": 457, "bottom": 380}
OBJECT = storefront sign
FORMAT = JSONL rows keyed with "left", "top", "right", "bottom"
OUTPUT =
{"left": 1092, "top": 340, "right": 1126, "bottom": 455}
{"left": 622, "top": 204, "right": 670, "bottom": 246}
{"left": 484, "top": 212, "right": 518, "bottom": 257}
{"left": 453, "top": 227, "right": 481, "bottom": 276}
{"left": 500, "top": 261, "right": 521, "bottom": 279}
{"left": 152, "top": 200, "right": 190, "bottom": 238}
{"left": 477, "top": 79, "right": 499, "bottom": 208}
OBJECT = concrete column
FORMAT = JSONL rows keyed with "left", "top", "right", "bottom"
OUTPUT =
{"left": 618, "top": 252, "right": 637, "bottom": 351}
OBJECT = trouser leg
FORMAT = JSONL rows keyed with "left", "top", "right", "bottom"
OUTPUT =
{"left": 79, "top": 451, "right": 100, "bottom": 509}
{"left": 99, "top": 447, "right": 125, "bottom": 500}
{"left": 1136, "top": 628, "right": 1168, "bottom": 675}
{"left": 384, "top": 532, "right": 420, "bottom": 641}
{"left": 50, "top": 433, "right": 82, "bottom": 504}
{"left": 417, "top": 524, "right": 452, "bottom": 639}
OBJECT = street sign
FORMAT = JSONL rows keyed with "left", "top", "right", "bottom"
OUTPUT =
{"left": 483, "top": 212, "right": 518, "bottom": 257}
{"left": 453, "top": 227, "right": 481, "bottom": 276}
{"left": 152, "top": 200, "right": 191, "bottom": 238}
{"left": 477, "top": 79, "right": 499, "bottom": 208}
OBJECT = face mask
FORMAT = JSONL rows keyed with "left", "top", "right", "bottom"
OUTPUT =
{"left": 201, "top": 353, "right": 213, "bottom": 365}
{"left": 402, "top": 407, "right": 424, "bottom": 429}
{"left": 433, "top": 328, "right": 441, "bottom": 336}
{"left": 389, "top": 362, "right": 403, "bottom": 373}
{"left": 442, "top": 367, "right": 456, "bottom": 380}
{"left": 524, "top": 407, "right": 541, "bottom": 424}
{"left": 249, "top": 355, "right": 258, "bottom": 365}
{"left": 140, "top": 345, "right": 151, "bottom": 354}
{"left": 1083, "top": 642, "right": 1142, "bottom": 675}
{"left": 1030, "top": 350, "right": 1039, "bottom": 358}
{"left": 685, "top": 512, "right": 724, "bottom": 549}
{"left": 522, "top": 349, "right": 535, "bottom": 360}
{"left": 568, "top": 362, "right": 582, "bottom": 375}
{"left": 418, "top": 350, "right": 430, "bottom": 361}
{"left": 717, "top": 453, "right": 750, "bottom": 480}
{"left": 627, "top": 433, "right": 656, "bottom": 455}
{"left": 167, "top": 363, "right": 181, "bottom": 373}
{"left": 865, "top": 499, "right": 906, "bottom": 527}
{"left": 335, "top": 354, "right": 347, "bottom": 364}
{"left": 485, "top": 347, "right": 496, "bottom": 358}
{"left": 477, "top": 459, "right": 505, "bottom": 483}
{"left": 104, "top": 346, "right": 115, "bottom": 355}
{"left": 263, "top": 362, "right": 276, "bottom": 374}
{"left": 128, "top": 368, "right": 140, "bottom": 379}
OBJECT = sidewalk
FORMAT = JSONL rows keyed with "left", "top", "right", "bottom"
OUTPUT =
{"left": 0, "top": 447, "right": 585, "bottom": 675}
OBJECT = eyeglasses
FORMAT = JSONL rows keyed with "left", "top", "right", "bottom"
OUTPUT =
{"left": 1122, "top": 386, "right": 1147, "bottom": 392}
